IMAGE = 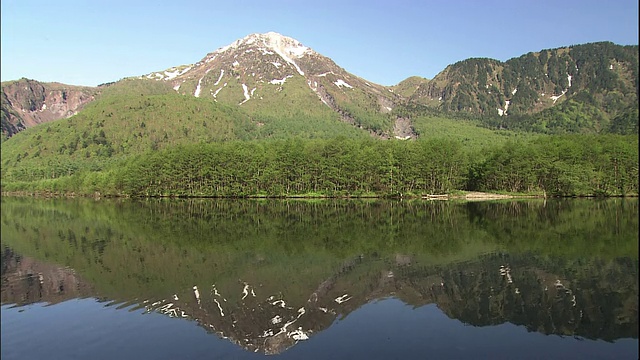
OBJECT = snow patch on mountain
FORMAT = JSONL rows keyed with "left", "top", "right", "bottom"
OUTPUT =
{"left": 273, "top": 47, "right": 304, "bottom": 76}
{"left": 270, "top": 75, "right": 293, "bottom": 85}
{"left": 146, "top": 66, "right": 193, "bottom": 81}
{"left": 214, "top": 69, "right": 224, "bottom": 86}
{"left": 334, "top": 79, "right": 353, "bottom": 89}
{"left": 547, "top": 74, "right": 573, "bottom": 104}
{"left": 245, "top": 32, "right": 310, "bottom": 76}
{"left": 213, "top": 82, "right": 227, "bottom": 99}
{"left": 255, "top": 32, "right": 311, "bottom": 58}
{"left": 193, "top": 286, "right": 201, "bottom": 304}
{"left": 215, "top": 32, "right": 311, "bottom": 63}
{"left": 215, "top": 39, "right": 241, "bottom": 54}
{"left": 497, "top": 99, "right": 512, "bottom": 116}
{"left": 550, "top": 92, "right": 565, "bottom": 103}
{"left": 242, "top": 84, "right": 250, "bottom": 100}
{"left": 239, "top": 84, "right": 255, "bottom": 105}
{"left": 213, "top": 299, "right": 225, "bottom": 317}
{"left": 307, "top": 80, "right": 331, "bottom": 107}
{"left": 165, "top": 67, "right": 192, "bottom": 80}
{"left": 194, "top": 77, "right": 204, "bottom": 97}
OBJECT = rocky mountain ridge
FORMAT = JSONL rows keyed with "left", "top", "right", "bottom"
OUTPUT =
{"left": 1, "top": 79, "right": 97, "bottom": 138}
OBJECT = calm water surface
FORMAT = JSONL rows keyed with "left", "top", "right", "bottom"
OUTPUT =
{"left": 1, "top": 197, "right": 638, "bottom": 359}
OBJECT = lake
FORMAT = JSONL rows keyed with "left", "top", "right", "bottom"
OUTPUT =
{"left": 1, "top": 197, "right": 638, "bottom": 359}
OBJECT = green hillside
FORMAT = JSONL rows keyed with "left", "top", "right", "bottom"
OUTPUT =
{"left": 1, "top": 78, "right": 372, "bottom": 183}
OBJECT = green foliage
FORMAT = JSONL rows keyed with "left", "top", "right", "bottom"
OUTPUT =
{"left": 391, "top": 76, "right": 430, "bottom": 98}
{"left": 411, "top": 115, "right": 537, "bottom": 150}
{"left": 489, "top": 96, "right": 611, "bottom": 134}
{"left": 607, "top": 105, "right": 639, "bottom": 135}
{"left": 468, "top": 135, "right": 638, "bottom": 196}
{"left": 3, "top": 130, "right": 636, "bottom": 197}
{"left": 110, "top": 138, "right": 468, "bottom": 197}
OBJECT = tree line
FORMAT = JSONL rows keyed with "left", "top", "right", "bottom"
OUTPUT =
{"left": 114, "top": 138, "right": 466, "bottom": 197}
{"left": 2, "top": 135, "right": 636, "bottom": 197}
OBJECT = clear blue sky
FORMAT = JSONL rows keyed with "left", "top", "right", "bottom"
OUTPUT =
{"left": 2, "top": 0, "right": 638, "bottom": 87}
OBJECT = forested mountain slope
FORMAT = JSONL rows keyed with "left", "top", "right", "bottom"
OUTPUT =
{"left": 404, "top": 42, "right": 638, "bottom": 116}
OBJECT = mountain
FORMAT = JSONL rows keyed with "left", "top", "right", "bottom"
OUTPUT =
{"left": 1, "top": 35, "right": 637, "bottom": 141}
{"left": 139, "top": 32, "right": 405, "bottom": 138}
{"left": 1, "top": 78, "right": 97, "bottom": 139}
{"left": 402, "top": 42, "right": 638, "bottom": 133}
{"left": 0, "top": 32, "right": 407, "bottom": 142}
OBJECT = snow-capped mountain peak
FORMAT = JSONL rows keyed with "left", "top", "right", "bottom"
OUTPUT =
{"left": 140, "top": 32, "right": 404, "bottom": 138}
{"left": 217, "top": 32, "right": 313, "bottom": 59}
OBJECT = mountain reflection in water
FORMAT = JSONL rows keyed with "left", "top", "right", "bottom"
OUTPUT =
{"left": 1, "top": 197, "right": 638, "bottom": 358}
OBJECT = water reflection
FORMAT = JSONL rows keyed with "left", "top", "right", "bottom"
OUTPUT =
{"left": 1, "top": 247, "right": 94, "bottom": 306}
{"left": 1, "top": 197, "right": 638, "bottom": 357}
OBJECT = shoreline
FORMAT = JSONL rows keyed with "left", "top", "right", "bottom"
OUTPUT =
{"left": 2, "top": 191, "right": 635, "bottom": 201}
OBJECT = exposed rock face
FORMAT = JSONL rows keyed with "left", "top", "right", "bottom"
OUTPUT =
{"left": 1, "top": 78, "right": 97, "bottom": 138}
{"left": 392, "top": 117, "right": 416, "bottom": 140}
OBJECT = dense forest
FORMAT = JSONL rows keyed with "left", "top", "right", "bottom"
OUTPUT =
{"left": 2, "top": 135, "right": 637, "bottom": 197}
